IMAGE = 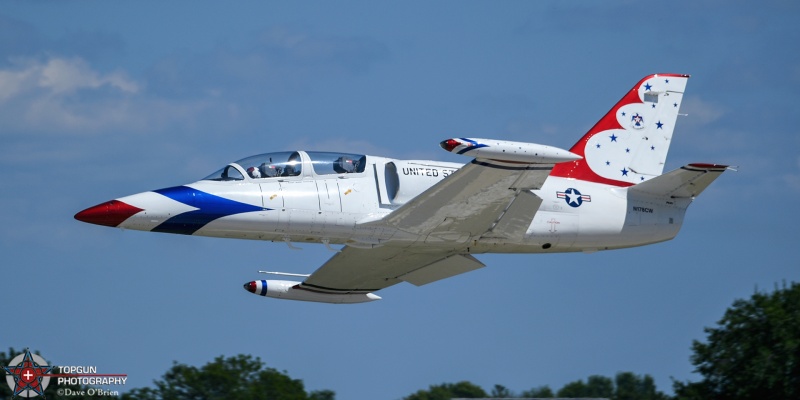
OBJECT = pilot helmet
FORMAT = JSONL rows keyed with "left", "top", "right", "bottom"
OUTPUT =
{"left": 247, "top": 166, "right": 261, "bottom": 178}
{"left": 260, "top": 163, "right": 278, "bottom": 177}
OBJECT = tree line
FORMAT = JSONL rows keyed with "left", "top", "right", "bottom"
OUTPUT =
{"left": 403, "top": 373, "right": 667, "bottom": 400}
{"left": 2, "top": 282, "right": 797, "bottom": 399}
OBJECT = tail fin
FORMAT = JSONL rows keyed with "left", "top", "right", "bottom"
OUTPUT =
{"left": 550, "top": 73, "right": 690, "bottom": 187}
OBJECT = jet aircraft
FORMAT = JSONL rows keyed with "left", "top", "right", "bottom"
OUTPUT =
{"left": 75, "top": 73, "right": 728, "bottom": 304}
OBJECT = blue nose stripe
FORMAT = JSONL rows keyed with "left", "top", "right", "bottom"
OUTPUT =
{"left": 152, "top": 186, "right": 267, "bottom": 235}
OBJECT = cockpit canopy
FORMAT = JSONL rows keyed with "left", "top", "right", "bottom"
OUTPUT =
{"left": 203, "top": 151, "right": 367, "bottom": 181}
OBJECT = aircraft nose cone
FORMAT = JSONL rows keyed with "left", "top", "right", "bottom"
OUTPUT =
{"left": 74, "top": 200, "right": 144, "bottom": 227}
{"left": 244, "top": 281, "right": 257, "bottom": 293}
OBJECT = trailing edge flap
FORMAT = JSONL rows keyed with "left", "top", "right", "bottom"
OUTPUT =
{"left": 398, "top": 254, "right": 485, "bottom": 287}
{"left": 485, "top": 190, "right": 542, "bottom": 239}
{"left": 628, "top": 164, "right": 727, "bottom": 199}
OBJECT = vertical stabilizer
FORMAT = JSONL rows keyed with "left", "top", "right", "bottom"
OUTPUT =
{"left": 550, "top": 74, "right": 689, "bottom": 186}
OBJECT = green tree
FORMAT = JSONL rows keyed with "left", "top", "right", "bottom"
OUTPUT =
{"left": 551, "top": 373, "right": 666, "bottom": 400}
{"left": 519, "top": 385, "right": 554, "bottom": 397}
{"left": 403, "top": 381, "right": 487, "bottom": 400}
{"left": 490, "top": 384, "right": 513, "bottom": 398}
{"left": 673, "top": 282, "right": 800, "bottom": 400}
{"left": 121, "top": 354, "right": 332, "bottom": 400}
{"left": 613, "top": 372, "right": 667, "bottom": 400}
{"left": 557, "top": 375, "right": 613, "bottom": 398}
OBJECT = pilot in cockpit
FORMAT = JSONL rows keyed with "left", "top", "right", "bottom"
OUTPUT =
{"left": 282, "top": 152, "right": 302, "bottom": 177}
{"left": 246, "top": 166, "right": 262, "bottom": 179}
{"left": 259, "top": 163, "right": 279, "bottom": 178}
{"left": 334, "top": 156, "right": 356, "bottom": 173}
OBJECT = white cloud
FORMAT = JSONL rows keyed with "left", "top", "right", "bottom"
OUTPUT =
{"left": 0, "top": 61, "right": 35, "bottom": 102}
{"left": 0, "top": 57, "right": 137, "bottom": 101}
{"left": 38, "top": 57, "right": 138, "bottom": 94}
{"left": 0, "top": 56, "right": 215, "bottom": 135}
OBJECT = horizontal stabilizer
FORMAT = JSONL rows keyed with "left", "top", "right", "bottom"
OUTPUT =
{"left": 628, "top": 163, "right": 728, "bottom": 198}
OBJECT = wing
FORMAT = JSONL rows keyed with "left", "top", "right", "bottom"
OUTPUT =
{"left": 300, "top": 159, "right": 553, "bottom": 293}
{"left": 381, "top": 159, "right": 551, "bottom": 241}
{"left": 300, "top": 245, "right": 485, "bottom": 294}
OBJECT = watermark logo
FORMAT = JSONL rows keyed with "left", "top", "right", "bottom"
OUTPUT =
{"left": 3, "top": 349, "right": 53, "bottom": 398}
{"left": 4, "top": 349, "right": 128, "bottom": 398}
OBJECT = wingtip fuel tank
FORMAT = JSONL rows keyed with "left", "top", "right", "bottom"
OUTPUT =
{"left": 243, "top": 280, "right": 381, "bottom": 304}
{"left": 439, "top": 138, "right": 581, "bottom": 164}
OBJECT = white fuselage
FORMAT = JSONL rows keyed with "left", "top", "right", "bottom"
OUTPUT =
{"left": 113, "top": 151, "right": 690, "bottom": 254}
{"left": 74, "top": 74, "right": 725, "bottom": 304}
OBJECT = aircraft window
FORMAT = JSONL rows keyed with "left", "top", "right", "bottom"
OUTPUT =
{"left": 307, "top": 152, "right": 366, "bottom": 175}
{"left": 204, "top": 151, "right": 303, "bottom": 181}
{"left": 203, "top": 164, "right": 245, "bottom": 181}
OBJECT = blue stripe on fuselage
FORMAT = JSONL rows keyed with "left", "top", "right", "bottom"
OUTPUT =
{"left": 152, "top": 186, "right": 267, "bottom": 235}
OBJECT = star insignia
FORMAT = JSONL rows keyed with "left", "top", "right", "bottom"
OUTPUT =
{"left": 644, "top": 83, "right": 652, "bottom": 91}
{"left": 610, "top": 134, "right": 618, "bottom": 142}
{"left": 564, "top": 189, "right": 581, "bottom": 206}
{"left": 621, "top": 168, "right": 629, "bottom": 176}
{"left": 656, "top": 121, "right": 664, "bottom": 129}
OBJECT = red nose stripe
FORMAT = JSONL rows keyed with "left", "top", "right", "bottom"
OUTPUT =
{"left": 74, "top": 200, "right": 144, "bottom": 227}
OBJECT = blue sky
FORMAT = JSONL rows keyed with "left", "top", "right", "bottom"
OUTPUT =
{"left": 2, "top": 1, "right": 799, "bottom": 399}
